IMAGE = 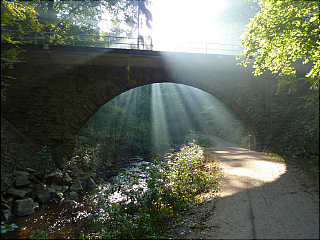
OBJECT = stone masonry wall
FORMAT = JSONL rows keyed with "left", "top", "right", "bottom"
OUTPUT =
{"left": 1, "top": 44, "right": 314, "bottom": 155}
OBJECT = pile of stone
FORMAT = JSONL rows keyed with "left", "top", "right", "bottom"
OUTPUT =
{"left": 1, "top": 155, "right": 147, "bottom": 221}
{"left": 1, "top": 163, "right": 98, "bottom": 221}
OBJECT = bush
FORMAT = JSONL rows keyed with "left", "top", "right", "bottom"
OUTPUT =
{"left": 71, "top": 142, "right": 102, "bottom": 172}
{"left": 88, "top": 141, "right": 221, "bottom": 238}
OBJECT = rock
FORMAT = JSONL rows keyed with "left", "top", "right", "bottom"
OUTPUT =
{"left": 26, "top": 168, "right": 38, "bottom": 174}
{"left": 13, "top": 198, "right": 34, "bottom": 217}
{"left": 12, "top": 171, "right": 30, "bottom": 178}
{"left": 56, "top": 191, "right": 64, "bottom": 200}
{"left": 61, "top": 186, "right": 69, "bottom": 193}
{"left": 48, "top": 184, "right": 57, "bottom": 194}
{"left": 4, "top": 197, "right": 14, "bottom": 208}
{"left": 6, "top": 176, "right": 15, "bottom": 187}
{"left": 63, "top": 172, "right": 73, "bottom": 184}
{"left": 2, "top": 209, "right": 12, "bottom": 220}
{"left": 69, "top": 200, "right": 77, "bottom": 206}
{"left": 70, "top": 180, "right": 83, "bottom": 193}
{"left": 8, "top": 187, "right": 27, "bottom": 199}
{"left": 45, "top": 170, "right": 63, "bottom": 185}
{"left": 27, "top": 174, "right": 42, "bottom": 184}
{"left": 1, "top": 202, "right": 11, "bottom": 210}
{"left": 21, "top": 188, "right": 33, "bottom": 197}
{"left": 33, "top": 202, "right": 40, "bottom": 210}
{"left": 69, "top": 191, "right": 79, "bottom": 200}
{"left": 87, "top": 177, "right": 97, "bottom": 189}
{"left": 15, "top": 174, "right": 31, "bottom": 187}
{"left": 36, "top": 184, "right": 51, "bottom": 204}
{"left": 33, "top": 172, "right": 45, "bottom": 181}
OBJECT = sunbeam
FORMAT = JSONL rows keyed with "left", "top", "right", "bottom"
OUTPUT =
{"left": 151, "top": 83, "right": 171, "bottom": 153}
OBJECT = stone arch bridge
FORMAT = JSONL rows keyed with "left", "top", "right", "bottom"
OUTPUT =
{"left": 1, "top": 44, "right": 314, "bottom": 155}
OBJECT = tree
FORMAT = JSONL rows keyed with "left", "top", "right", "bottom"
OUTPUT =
{"left": 237, "top": 0, "right": 319, "bottom": 92}
{"left": 1, "top": 0, "right": 40, "bottom": 100}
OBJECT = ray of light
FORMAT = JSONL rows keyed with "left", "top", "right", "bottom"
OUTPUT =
{"left": 151, "top": 83, "right": 171, "bottom": 153}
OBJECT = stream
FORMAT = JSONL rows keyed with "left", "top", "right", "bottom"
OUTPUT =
{"left": 1, "top": 158, "right": 152, "bottom": 239}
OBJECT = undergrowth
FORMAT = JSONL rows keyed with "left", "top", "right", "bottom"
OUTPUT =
{"left": 83, "top": 140, "right": 222, "bottom": 239}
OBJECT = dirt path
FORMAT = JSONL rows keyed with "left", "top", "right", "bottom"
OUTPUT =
{"left": 168, "top": 136, "right": 319, "bottom": 239}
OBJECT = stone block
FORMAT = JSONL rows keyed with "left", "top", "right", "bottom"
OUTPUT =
{"left": 36, "top": 184, "right": 51, "bottom": 204}
{"left": 8, "top": 188, "right": 27, "bottom": 199}
{"left": 15, "top": 175, "right": 31, "bottom": 187}
{"left": 2, "top": 209, "right": 12, "bottom": 220}
{"left": 13, "top": 198, "right": 34, "bottom": 217}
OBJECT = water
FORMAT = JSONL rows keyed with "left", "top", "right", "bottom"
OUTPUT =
{"left": 1, "top": 159, "right": 151, "bottom": 239}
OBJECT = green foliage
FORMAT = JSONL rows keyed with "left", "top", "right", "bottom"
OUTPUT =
{"left": 29, "top": 221, "right": 55, "bottom": 239}
{"left": 1, "top": 0, "right": 40, "bottom": 100}
{"left": 31, "top": 145, "right": 66, "bottom": 172}
{"left": 1, "top": 222, "right": 19, "bottom": 234}
{"left": 71, "top": 142, "right": 102, "bottom": 172}
{"left": 237, "top": 0, "right": 319, "bottom": 92}
{"left": 88, "top": 142, "right": 221, "bottom": 239}
{"left": 184, "top": 132, "right": 215, "bottom": 148}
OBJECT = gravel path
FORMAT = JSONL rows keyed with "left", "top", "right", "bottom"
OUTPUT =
{"left": 201, "top": 136, "right": 319, "bottom": 239}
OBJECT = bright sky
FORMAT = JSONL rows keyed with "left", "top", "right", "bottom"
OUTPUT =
{"left": 99, "top": 0, "right": 233, "bottom": 53}
{"left": 147, "top": 0, "right": 227, "bottom": 51}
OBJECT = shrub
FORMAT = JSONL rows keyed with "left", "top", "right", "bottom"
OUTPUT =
{"left": 88, "top": 141, "right": 221, "bottom": 239}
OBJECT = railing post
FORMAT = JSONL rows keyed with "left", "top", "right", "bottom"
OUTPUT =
{"left": 206, "top": 42, "right": 207, "bottom": 54}
{"left": 72, "top": 33, "right": 75, "bottom": 46}
{"left": 35, "top": 32, "right": 37, "bottom": 44}
{"left": 107, "top": 36, "right": 110, "bottom": 48}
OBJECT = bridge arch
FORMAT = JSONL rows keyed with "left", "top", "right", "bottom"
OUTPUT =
{"left": 1, "top": 44, "right": 313, "bottom": 155}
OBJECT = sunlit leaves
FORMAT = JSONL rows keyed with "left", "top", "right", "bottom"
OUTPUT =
{"left": 237, "top": 0, "right": 319, "bottom": 91}
{"left": 90, "top": 141, "right": 221, "bottom": 238}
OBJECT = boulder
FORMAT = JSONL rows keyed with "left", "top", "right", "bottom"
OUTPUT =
{"left": 36, "top": 184, "right": 51, "bottom": 204}
{"left": 61, "top": 186, "right": 69, "bottom": 193}
{"left": 1, "top": 202, "right": 11, "bottom": 210}
{"left": 15, "top": 174, "right": 31, "bottom": 187}
{"left": 26, "top": 168, "right": 38, "bottom": 174}
{"left": 27, "top": 174, "right": 42, "bottom": 184}
{"left": 69, "top": 200, "right": 77, "bottom": 206}
{"left": 63, "top": 172, "right": 73, "bottom": 185}
{"left": 45, "top": 170, "right": 63, "bottom": 185}
{"left": 2, "top": 209, "right": 12, "bottom": 220}
{"left": 8, "top": 187, "right": 27, "bottom": 199}
{"left": 13, "top": 198, "right": 34, "bottom": 217}
{"left": 70, "top": 180, "right": 83, "bottom": 193}
{"left": 56, "top": 191, "right": 64, "bottom": 200}
{"left": 33, "top": 172, "right": 45, "bottom": 181}
{"left": 33, "top": 202, "right": 40, "bottom": 210}
{"left": 4, "top": 196, "right": 14, "bottom": 208}
{"left": 69, "top": 191, "right": 79, "bottom": 200}
{"left": 12, "top": 171, "right": 30, "bottom": 178}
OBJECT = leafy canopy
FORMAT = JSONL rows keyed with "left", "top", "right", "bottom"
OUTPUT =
{"left": 237, "top": 0, "right": 319, "bottom": 91}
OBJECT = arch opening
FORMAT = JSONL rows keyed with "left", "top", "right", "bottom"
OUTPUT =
{"left": 78, "top": 82, "right": 256, "bottom": 159}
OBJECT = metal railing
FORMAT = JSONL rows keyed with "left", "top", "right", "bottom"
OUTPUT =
{"left": 2, "top": 29, "right": 153, "bottom": 50}
{"left": 2, "top": 29, "right": 243, "bottom": 55}
{"left": 173, "top": 41, "right": 243, "bottom": 55}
